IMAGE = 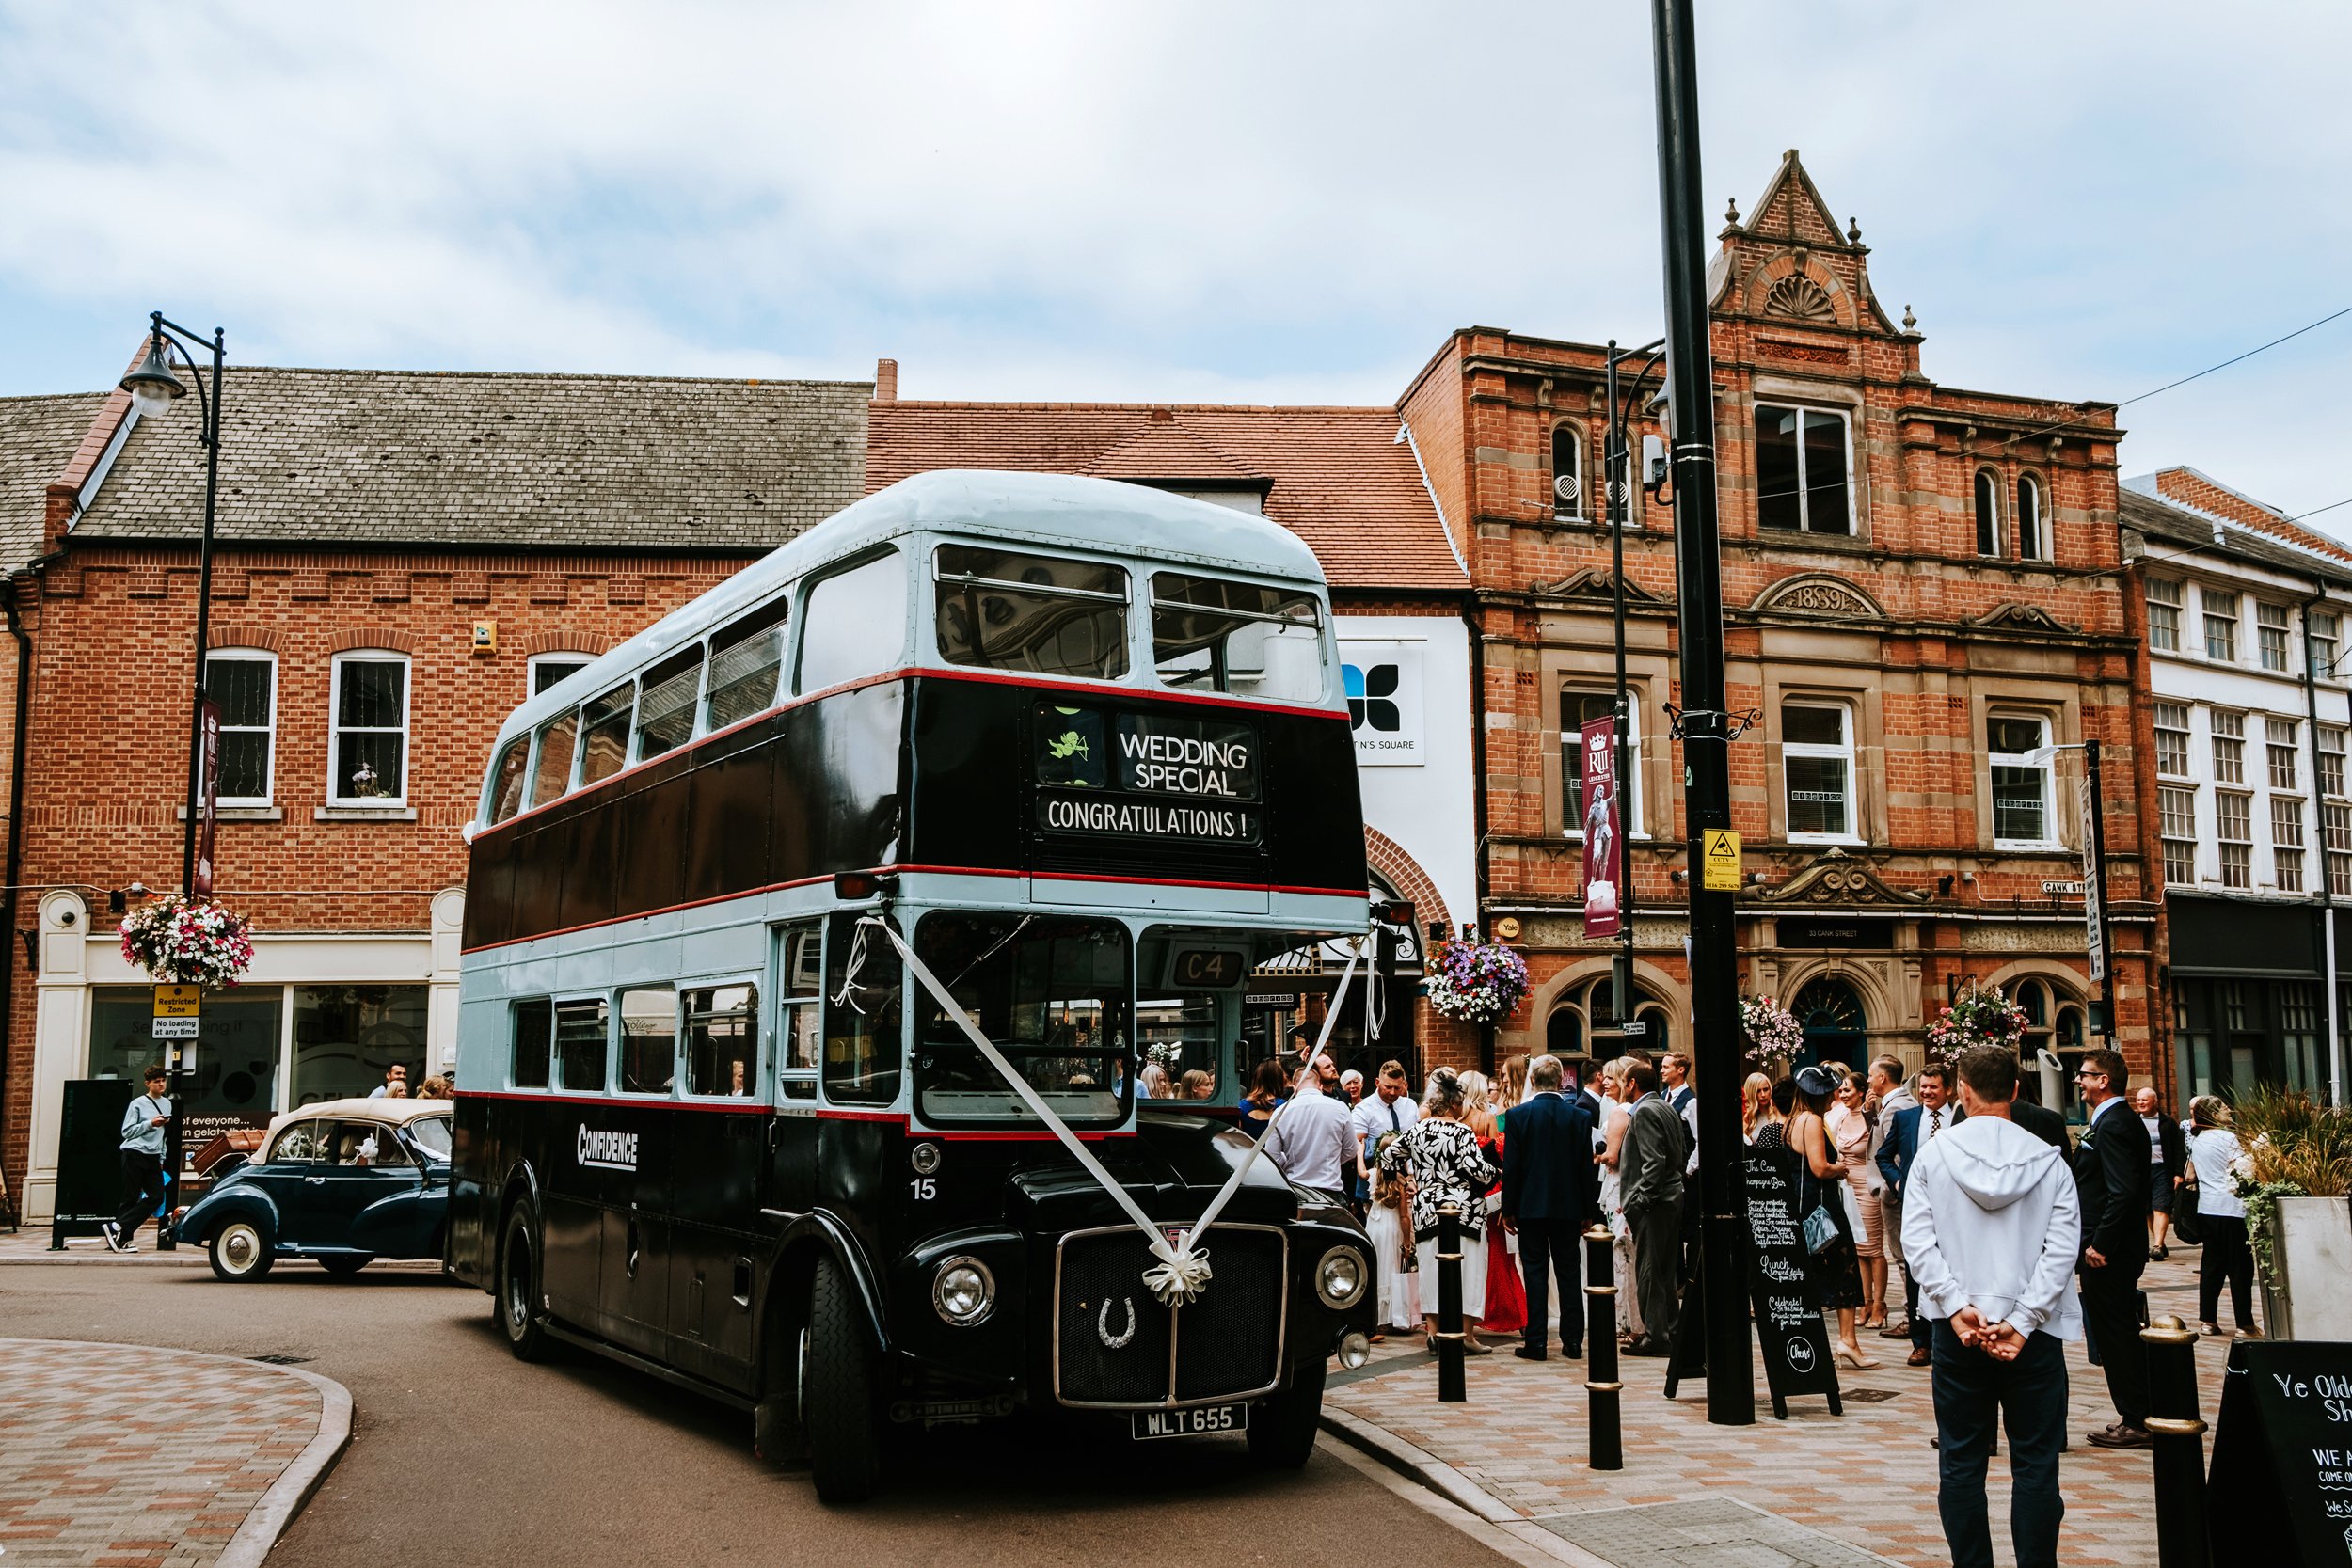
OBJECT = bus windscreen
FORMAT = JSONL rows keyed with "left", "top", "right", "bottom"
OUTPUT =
{"left": 913, "top": 913, "right": 1131, "bottom": 1126}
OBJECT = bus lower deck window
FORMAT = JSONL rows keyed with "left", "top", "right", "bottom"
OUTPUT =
{"left": 822, "top": 913, "right": 902, "bottom": 1103}
{"left": 512, "top": 998, "right": 552, "bottom": 1089}
{"left": 619, "top": 986, "right": 677, "bottom": 1095}
{"left": 686, "top": 985, "right": 757, "bottom": 1097}
{"left": 554, "top": 998, "right": 610, "bottom": 1093}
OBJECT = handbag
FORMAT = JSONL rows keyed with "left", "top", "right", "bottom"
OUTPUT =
{"left": 1802, "top": 1202, "right": 1840, "bottom": 1256}
{"left": 2173, "top": 1154, "right": 2206, "bottom": 1246}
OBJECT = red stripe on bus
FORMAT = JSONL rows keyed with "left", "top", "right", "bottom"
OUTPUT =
{"left": 450, "top": 1089, "right": 1137, "bottom": 1137}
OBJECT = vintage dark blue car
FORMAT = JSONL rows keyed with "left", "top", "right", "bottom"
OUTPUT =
{"left": 176, "top": 1097, "right": 453, "bottom": 1281}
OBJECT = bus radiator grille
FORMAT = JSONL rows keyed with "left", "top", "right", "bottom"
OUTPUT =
{"left": 1054, "top": 1226, "right": 1285, "bottom": 1407}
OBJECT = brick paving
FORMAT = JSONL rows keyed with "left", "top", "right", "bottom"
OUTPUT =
{"left": 1331, "top": 1252, "right": 2233, "bottom": 1567}
{"left": 0, "top": 1339, "right": 332, "bottom": 1567}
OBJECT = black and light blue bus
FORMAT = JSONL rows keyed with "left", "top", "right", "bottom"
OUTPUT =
{"left": 448, "top": 470, "right": 1378, "bottom": 1502}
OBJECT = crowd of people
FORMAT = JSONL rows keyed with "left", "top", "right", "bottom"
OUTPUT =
{"left": 1238, "top": 1037, "right": 2254, "bottom": 1568}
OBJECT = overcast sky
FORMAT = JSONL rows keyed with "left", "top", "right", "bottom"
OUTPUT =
{"left": 4, "top": 2, "right": 2347, "bottom": 525}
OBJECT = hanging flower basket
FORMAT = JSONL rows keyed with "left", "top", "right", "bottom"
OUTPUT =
{"left": 1422, "top": 939, "right": 1530, "bottom": 1025}
{"left": 119, "top": 895, "right": 255, "bottom": 990}
{"left": 1740, "top": 994, "right": 1803, "bottom": 1076}
{"left": 1923, "top": 981, "right": 2028, "bottom": 1071}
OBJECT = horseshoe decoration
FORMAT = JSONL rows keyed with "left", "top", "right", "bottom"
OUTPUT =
{"left": 1097, "top": 1295, "right": 1136, "bottom": 1350}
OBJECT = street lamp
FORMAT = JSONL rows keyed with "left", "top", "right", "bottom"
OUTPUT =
{"left": 2024, "top": 739, "right": 2118, "bottom": 1049}
{"left": 116, "top": 310, "right": 227, "bottom": 1250}
{"left": 1603, "top": 337, "right": 1666, "bottom": 1022}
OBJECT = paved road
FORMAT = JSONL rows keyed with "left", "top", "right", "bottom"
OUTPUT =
{"left": 0, "top": 1264, "right": 1509, "bottom": 1567}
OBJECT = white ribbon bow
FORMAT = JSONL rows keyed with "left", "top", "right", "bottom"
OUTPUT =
{"left": 866, "top": 917, "right": 1364, "bottom": 1306}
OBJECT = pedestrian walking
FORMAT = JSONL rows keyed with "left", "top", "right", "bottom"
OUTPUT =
{"left": 1877, "top": 1063, "right": 1954, "bottom": 1363}
{"left": 103, "top": 1065, "right": 171, "bottom": 1253}
{"left": 2184, "top": 1095, "right": 2259, "bottom": 1339}
{"left": 1500, "top": 1053, "right": 1599, "bottom": 1360}
{"left": 1788, "top": 1064, "right": 1877, "bottom": 1368}
{"left": 1865, "top": 1054, "right": 1916, "bottom": 1339}
{"left": 1258, "top": 1063, "right": 1357, "bottom": 1208}
{"left": 1616, "top": 1059, "right": 1685, "bottom": 1356}
{"left": 2133, "top": 1085, "right": 2185, "bottom": 1261}
{"left": 1377, "top": 1068, "right": 1500, "bottom": 1354}
{"left": 1902, "top": 1045, "right": 2082, "bottom": 1568}
{"left": 2072, "top": 1048, "right": 2153, "bottom": 1449}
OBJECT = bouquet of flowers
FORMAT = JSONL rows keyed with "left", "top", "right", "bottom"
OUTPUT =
{"left": 118, "top": 895, "right": 255, "bottom": 989}
{"left": 1422, "top": 939, "right": 1530, "bottom": 1025}
{"left": 1739, "top": 994, "right": 1803, "bottom": 1074}
{"left": 1923, "top": 982, "right": 2028, "bottom": 1070}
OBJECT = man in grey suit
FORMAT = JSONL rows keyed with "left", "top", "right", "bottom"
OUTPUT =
{"left": 1617, "top": 1059, "right": 1686, "bottom": 1355}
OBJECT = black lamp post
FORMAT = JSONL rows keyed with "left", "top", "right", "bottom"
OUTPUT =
{"left": 118, "top": 311, "right": 226, "bottom": 1249}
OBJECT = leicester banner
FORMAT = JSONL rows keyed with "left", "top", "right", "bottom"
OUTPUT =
{"left": 1580, "top": 714, "right": 1620, "bottom": 938}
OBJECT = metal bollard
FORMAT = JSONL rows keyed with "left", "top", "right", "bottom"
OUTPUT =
{"left": 2140, "top": 1314, "right": 2209, "bottom": 1568}
{"left": 1584, "top": 1223, "right": 1622, "bottom": 1470}
{"left": 1434, "top": 1202, "right": 1466, "bottom": 1402}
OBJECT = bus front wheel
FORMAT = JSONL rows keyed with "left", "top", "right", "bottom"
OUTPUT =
{"left": 804, "top": 1256, "right": 883, "bottom": 1504}
{"left": 499, "top": 1204, "right": 554, "bottom": 1363}
{"left": 1248, "top": 1355, "right": 1326, "bottom": 1468}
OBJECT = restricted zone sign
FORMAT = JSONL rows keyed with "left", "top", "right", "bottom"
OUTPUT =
{"left": 152, "top": 984, "right": 199, "bottom": 1041}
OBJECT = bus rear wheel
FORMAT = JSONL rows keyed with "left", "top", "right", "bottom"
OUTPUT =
{"left": 804, "top": 1256, "right": 883, "bottom": 1504}
{"left": 1248, "top": 1355, "right": 1325, "bottom": 1468}
{"left": 499, "top": 1204, "right": 554, "bottom": 1363}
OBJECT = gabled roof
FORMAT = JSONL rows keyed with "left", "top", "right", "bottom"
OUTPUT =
{"left": 866, "top": 402, "right": 1465, "bottom": 592}
{"left": 71, "top": 367, "right": 869, "bottom": 553}
{"left": 0, "top": 392, "right": 108, "bottom": 573}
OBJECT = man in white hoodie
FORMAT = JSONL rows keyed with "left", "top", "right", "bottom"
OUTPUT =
{"left": 1901, "top": 1045, "right": 2082, "bottom": 1568}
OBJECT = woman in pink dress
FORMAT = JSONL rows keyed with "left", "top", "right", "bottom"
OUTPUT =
{"left": 1826, "top": 1065, "right": 1885, "bottom": 1329}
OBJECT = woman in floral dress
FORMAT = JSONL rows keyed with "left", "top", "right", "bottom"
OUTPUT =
{"left": 1378, "top": 1068, "right": 1501, "bottom": 1354}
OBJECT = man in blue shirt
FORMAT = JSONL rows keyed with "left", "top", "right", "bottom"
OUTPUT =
{"left": 103, "top": 1066, "right": 171, "bottom": 1253}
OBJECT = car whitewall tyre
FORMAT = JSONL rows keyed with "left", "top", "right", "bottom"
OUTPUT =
{"left": 208, "top": 1220, "right": 275, "bottom": 1283}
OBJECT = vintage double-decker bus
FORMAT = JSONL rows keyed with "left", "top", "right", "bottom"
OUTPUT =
{"left": 449, "top": 470, "right": 1377, "bottom": 1501}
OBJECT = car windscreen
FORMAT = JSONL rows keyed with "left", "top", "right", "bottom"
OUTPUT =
{"left": 913, "top": 912, "right": 1130, "bottom": 1127}
{"left": 406, "top": 1116, "right": 453, "bottom": 1162}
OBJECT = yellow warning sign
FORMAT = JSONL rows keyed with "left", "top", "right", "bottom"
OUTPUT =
{"left": 1700, "top": 830, "right": 1742, "bottom": 892}
{"left": 152, "top": 984, "right": 201, "bottom": 1018}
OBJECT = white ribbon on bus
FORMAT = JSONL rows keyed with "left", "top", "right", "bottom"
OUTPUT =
{"left": 859, "top": 915, "right": 1364, "bottom": 1307}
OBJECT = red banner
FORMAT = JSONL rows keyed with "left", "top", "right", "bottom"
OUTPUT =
{"left": 194, "top": 699, "right": 221, "bottom": 897}
{"left": 1579, "top": 714, "right": 1620, "bottom": 938}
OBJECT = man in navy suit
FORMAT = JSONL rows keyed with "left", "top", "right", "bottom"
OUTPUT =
{"left": 1878, "top": 1063, "right": 1957, "bottom": 1367}
{"left": 2074, "top": 1048, "right": 2154, "bottom": 1449}
{"left": 1502, "top": 1053, "right": 1602, "bottom": 1361}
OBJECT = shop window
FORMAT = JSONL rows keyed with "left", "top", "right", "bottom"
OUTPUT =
{"left": 2153, "top": 702, "right": 2190, "bottom": 778}
{"left": 1754, "top": 404, "right": 1851, "bottom": 534}
{"left": 2274, "top": 795, "right": 2307, "bottom": 894}
{"left": 2269, "top": 717, "right": 2300, "bottom": 790}
{"left": 328, "top": 652, "right": 408, "bottom": 803}
{"left": 933, "top": 545, "right": 1129, "bottom": 681}
{"left": 800, "top": 551, "right": 908, "bottom": 694}
{"left": 89, "top": 986, "right": 282, "bottom": 1135}
{"left": 206, "top": 651, "right": 276, "bottom": 805}
{"left": 618, "top": 985, "right": 677, "bottom": 1095}
{"left": 553, "top": 997, "right": 610, "bottom": 1093}
{"left": 513, "top": 998, "right": 552, "bottom": 1089}
{"left": 2216, "top": 792, "right": 2252, "bottom": 888}
{"left": 2145, "top": 578, "right": 2181, "bottom": 652}
{"left": 1552, "top": 424, "right": 1584, "bottom": 519}
{"left": 1563, "top": 689, "right": 1643, "bottom": 836}
{"left": 2260, "top": 602, "right": 2293, "bottom": 673}
{"left": 2204, "top": 590, "right": 2240, "bottom": 663}
{"left": 2159, "top": 786, "right": 2197, "bottom": 887}
{"left": 681, "top": 984, "right": 757, "bottom": 1098}
{"left": 1988, "top": 714, "right": 2055, "bottom": 847}
{"left": 2016, "top": 473, "right": 2046, "bottom": 561}
{"left": 291, "top": 985, "right": 428, "bottom": 1105}
{"left": 1974, "top": 469, "right": 2003, "bottom": 558}
{"left": 529, "top": 654, "right": 592, "bottom": 697}
{"left": 703, "top": 599, "right": 789, "bottom": 732}
{"left": 1783, "top": 701, "right": 1857, "bottom": 841}
{"left": 2174, "top": 981, "right": 2215, "bottom": 1101}
{"left": 2282, "top": 982, "right": 2325, "bottom": 1095}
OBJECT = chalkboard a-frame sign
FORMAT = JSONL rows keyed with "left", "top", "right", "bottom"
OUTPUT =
{"left": 2208, "top": 1338, "right": 2352, "bottom": 1565}
{"left": 1743, "top": 1149, "right": 1843, "bottom": 1418}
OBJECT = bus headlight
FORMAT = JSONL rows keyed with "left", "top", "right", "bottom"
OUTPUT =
{"left": 931, "top": 1256, "right": 995, "bottom": 1326}
{"left": 1316, "top": 1246, "right": 1366, "bottom": 1309}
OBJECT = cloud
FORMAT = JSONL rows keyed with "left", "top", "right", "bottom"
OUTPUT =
{"left": 1, "top": 0, "right": 2347, "bottom": 519}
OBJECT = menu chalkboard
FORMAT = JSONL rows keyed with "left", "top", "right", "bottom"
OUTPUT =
{"left": 49, "top": 1078, "right": 136, "bottom": 1249}
{"left": 2208, "top": 1338, "right": 2352, "bottom": 1564}
{"left": 1743, "top": 1148, "right": 1842, "bottom": 1419}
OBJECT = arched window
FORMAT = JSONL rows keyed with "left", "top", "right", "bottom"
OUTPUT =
{"left": 2016, "top": 473, "right": 2046, "bottom": 561}
{"left": 1546, "top": 1007, "right": 1582, "bottom": 1063}
{"left": 2003, "top": 974, "right": 2086, "bottom": 1118}
{"left": 1551, "top": 974, "right": 1677, "bottom": 1067}
{"left": 1791, "top": 976, "right": 1867, "bottom": 1069}
{"left": 1974, "top": 469, "right": 2003, "bottom": 558}
{"left": 1552, "top": 425, "right": 1584, "bottom": 519}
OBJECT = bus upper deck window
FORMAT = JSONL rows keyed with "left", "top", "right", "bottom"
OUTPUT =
{"left": 934, "top": 545, "right": 1129, "bottom": 681}
{"left": 578, "top": 682, "right": 635, "bottom": 787}
{"left": 800, "top": 551, "right": 908, "bottom": 694}
{"left": 528, "top": 711, "right": 578, "bottom": 808}
{"left": 486, "top": 736, "right": 531, "bottom": 824}
{"left": 1151, "top": 575, "right": 1325, "bottom": 703}
{"left": 633, "top": 645, "right": 705, "bottom": 763}
{"left": 703, "top": 599, "right": 789, "bottom": 733}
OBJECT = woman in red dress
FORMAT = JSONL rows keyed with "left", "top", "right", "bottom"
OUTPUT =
{"left": 1466, "top": 1070, "right": 1528, "bottom": 1338}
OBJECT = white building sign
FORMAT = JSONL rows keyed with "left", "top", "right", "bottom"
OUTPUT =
{"left": 1340, "top": 639, "right": 1424, "bottom": 766}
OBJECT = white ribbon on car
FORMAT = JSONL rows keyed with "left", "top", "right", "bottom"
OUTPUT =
{"left": 860, "top": 916, "right": 1364, "bottom": 1307}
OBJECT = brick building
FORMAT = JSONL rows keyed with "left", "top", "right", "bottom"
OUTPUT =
{"left": 2, "top": 364, "right": 866, "bottom": 1223}
{"left": 1398, "top": 150, "right": 2156, "bottom": 1106}
{"left": 866, "top": 385, "right": 1480, "bottom": 1078}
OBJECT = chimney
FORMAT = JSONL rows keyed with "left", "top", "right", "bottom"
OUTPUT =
{"left": 873, "top": 358, "right": 898, "bottom": 402}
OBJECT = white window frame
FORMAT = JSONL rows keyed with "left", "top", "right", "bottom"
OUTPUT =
{"left": 1753, "top": 404, "right": 1855, "bottom": 536}
{"left": 205, "top": 648, "right": 278, "bottom": 807}
{"left": 2203, "top": 588, "right": 2240, "bottom": 663}
{"left": 1782, "top": 700, "right": 1861, "bottom": 845}
{"left": 2146, "top": 578, "right": 2182, "bottom": 653}
{"left": 527, "top": 653, "right": 594, "bottom": 698}
{"left": 2016, "top": 472, "right": 2047, "bottom": 562}
{"left": 1974, "top": 468, "right": 2004, "bottom": 559}
{"left": 1988, "top": 712, "right": 2058, "bottom": 851}
{"left": 1552, "top": 423, "right": 1584, "bottom": 520}
{"left": 2153, "top": 701, "right": 2191, "bottom": 779}
{"left": 2311, "top": 610, "right": 2341, "bottom": 682}
{"left": 2258, "top": 601, "right": 2292, "bottom": 673}
{"left": 327, "top": 650, "right": 412, "bottom": 806}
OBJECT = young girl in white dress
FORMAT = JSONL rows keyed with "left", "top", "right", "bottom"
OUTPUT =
{"left": 1365, "top": 1130, "right": 1420, "bottom": 1333}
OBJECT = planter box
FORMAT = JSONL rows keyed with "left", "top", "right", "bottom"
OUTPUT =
{"left": 2265, "top": 1195, "right": 2352, "bottom": 1341}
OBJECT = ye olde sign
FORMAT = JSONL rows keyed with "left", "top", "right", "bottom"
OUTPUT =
{"left": 2207, "top": 1338, "right": 2352, "bottom": 1564}
{"left": 1742, "top": 1148, "right": 1843, "bottom": 1419}
{"left": 1034, "top": 704, "right": 1263, "bottom": 847}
